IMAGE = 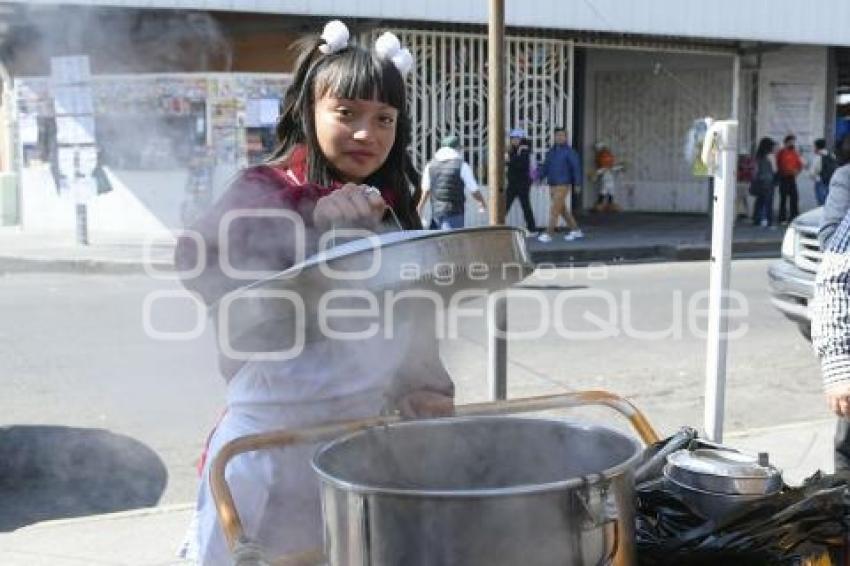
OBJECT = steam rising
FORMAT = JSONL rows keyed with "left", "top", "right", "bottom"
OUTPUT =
{"left": 13, "top": 7, "right": 231, "bottom": 73}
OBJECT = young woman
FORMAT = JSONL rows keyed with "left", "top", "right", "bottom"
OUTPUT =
{"left": 751, "top": 137, "right": 778, "bottom": 228}
{"left": 175, "top": 21, "right": 454, "bottom": 564}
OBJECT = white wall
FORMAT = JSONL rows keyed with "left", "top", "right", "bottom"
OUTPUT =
{"left": 20, "top": 164, "right": 237, "bottom": 242}
{"left": 583, "top": 49, "right": 737, "bottom": 213}
{"left": 756, "top": 45, "right": 829, "bottom": 214}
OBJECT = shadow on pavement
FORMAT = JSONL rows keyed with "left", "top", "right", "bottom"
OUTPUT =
{"left": 0, "top": 426, "right": 168, "bottom": 532}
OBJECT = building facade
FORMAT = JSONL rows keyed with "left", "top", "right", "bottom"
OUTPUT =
{"left": 0, "top": 1, "right": 847, "bottom": 236}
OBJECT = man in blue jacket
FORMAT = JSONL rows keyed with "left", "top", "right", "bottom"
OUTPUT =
{"left": 537, "top": 127, "right": 583, "bottom": 242}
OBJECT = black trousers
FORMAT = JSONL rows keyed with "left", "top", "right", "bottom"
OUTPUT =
{"left": 778, "top": 176, "right": 799, "bottom": 222}
{"left": 505, "top": 183, "right": 536, "bottom": 231}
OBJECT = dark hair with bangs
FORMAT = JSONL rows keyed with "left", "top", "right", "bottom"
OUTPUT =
{"left": 270, "top": 35, "right": 421, "bottom": 229}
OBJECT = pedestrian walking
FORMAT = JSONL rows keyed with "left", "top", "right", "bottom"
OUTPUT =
{"left": 776, "top": 134, "right": 804, "bottom": 223}
{"left": 749, "top": 137, "right": 778, "bottom": 228}
{"left": 810, "top": 138, "right": 837, "bottom": 206}
{"left": 504, "top": 128, "right": 536, "bottom": 232}
{"left": 537, "top": 127, "right": 583, "bottom": 242}
{"left": 417, "top": 134, "right": 486, "bottom": 229}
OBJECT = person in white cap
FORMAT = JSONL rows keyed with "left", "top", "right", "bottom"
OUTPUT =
{"left": 418, "top": 134, "right": 486, "bottom": 229}
{"left": 505, "top": 128, "right": 536, "bottom": 232}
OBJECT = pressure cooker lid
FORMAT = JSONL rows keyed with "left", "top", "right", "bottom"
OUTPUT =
{"left": 665, "top": 448, "right": 783, "bottom": 495}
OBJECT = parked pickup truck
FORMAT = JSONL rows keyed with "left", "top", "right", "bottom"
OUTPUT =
{"left": 767, "top": 207, "right": 823, "bottom": 340}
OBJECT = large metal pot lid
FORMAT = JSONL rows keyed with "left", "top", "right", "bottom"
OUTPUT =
{"left": 295, "top": 226, "right": 528, "bottom": 269}
{"left": 666, "top": 448, "right": 781, "bottom": 480}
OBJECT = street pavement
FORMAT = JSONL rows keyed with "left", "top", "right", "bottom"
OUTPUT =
{"left": 0, "top": 229, "right": 832, "bottom": 565}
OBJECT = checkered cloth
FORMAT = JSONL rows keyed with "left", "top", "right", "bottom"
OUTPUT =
{"left": 813, "top": 209, "right": 850, "bottom": 389}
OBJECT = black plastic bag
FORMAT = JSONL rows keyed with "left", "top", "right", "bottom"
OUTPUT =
{"left": 636, "top": 436, "right": 850, "bottom": 566}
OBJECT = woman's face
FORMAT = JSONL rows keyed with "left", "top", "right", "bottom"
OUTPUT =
{"left": 313, "top": 95, "right": 398, "bottom": 184}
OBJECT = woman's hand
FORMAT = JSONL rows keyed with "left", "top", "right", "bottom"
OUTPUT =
{"left": 313, "top": 183, "right": 386, "bottom": 232}
{"left": 398, "top": 390, "right": 455, "bottom": 419}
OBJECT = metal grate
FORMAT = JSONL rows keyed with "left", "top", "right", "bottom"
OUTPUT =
{"left": 363, "top": 29, "right": 573, "bottom": 228}
{"left": 795, "top": 227, "right": 822, "bottom": 273}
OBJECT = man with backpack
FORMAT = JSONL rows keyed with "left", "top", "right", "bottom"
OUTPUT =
{"left": 418, "top": 134, "right": 487, "bottom": 229}
{"left": 776, "top": 134, "right": 804, "bottom": 223}
{"left": 811, "top": 138, "right": 837, "bottom": 206}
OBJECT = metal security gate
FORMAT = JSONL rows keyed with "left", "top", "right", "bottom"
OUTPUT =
{"left": 365, "top": 30, "right": 573, "bottom": 228}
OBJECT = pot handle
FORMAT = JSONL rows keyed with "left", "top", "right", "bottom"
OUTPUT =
{"left": 210, "top": 390, "right": 659, "bottom": 565}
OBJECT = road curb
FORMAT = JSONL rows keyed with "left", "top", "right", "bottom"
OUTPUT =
{"left": 529, "top": 241, "right": 780, "bottom": 266}
{"left": 0, "top": 240, "right": 779, "bottom": 273}
{"left": 724, "top": 418, "right": 834, "bottom": 439}
{"left": 0, "top": 255, "right": 173, "bottom": 275}
{"left": 14, "top": 503, "right": 194, "bottom": 530}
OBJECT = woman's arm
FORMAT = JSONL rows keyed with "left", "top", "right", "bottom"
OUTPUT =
{"left": 384, "top": 311, "right": 455, "bottom": 418}
{"left": 175, "top": 166, "right": 329, "bottom": 306}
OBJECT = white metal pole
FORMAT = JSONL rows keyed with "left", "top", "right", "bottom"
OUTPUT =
{"left": 704, "top": 120, "right": 738, "bottom": 443}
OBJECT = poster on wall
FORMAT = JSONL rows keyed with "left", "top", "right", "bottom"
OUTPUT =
{"left": 766, "top": 81, "right": 815, "bottom": 147}
{"left": 245, "top": 98, "right": 280, "bottom": 127}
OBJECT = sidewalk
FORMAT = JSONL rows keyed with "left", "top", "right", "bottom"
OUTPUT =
{"left": 528, "top": 212, "right": 783, "bottom": 265}
{"left": 0, "top": 213, "right": 782, "bottom": 274}
{"left": 0, "top": 417, "right": 835, "bottom": 566}
{"left": 0, "top": 229, "right": 175, "bottom": 274}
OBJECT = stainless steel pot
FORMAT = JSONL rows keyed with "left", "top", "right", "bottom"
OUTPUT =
{"left": 210, "top": 392, "right": 660, "bottom": 566}
{"left": 312, "top": 416, "right": 642, "bottom": 566}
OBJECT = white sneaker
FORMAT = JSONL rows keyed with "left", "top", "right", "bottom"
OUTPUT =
{"left": 537, "top": 233, "right": 553, "bottom": 243}
{"left": 564, "top": 229, "right": 584, "bottom": 241}
{"left": 760, "top": 220, "right": 768, "bottom": 228}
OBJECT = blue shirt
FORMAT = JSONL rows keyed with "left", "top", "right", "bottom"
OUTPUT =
{"left": 539, "top": 143, "right": 582, "bottom": 186}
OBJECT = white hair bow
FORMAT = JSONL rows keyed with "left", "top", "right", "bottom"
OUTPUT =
{"left": 374, "top": 32, "right": 414, "bottom": 77}
{"left": 318, "top": 20, "right": 350, "bottom": 54}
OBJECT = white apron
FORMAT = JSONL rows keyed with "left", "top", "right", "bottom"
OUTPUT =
{"left": 191, "top": 315, "right": 452, "bottom": 565}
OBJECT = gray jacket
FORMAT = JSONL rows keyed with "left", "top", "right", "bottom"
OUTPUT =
{"left": 819, "top": 164, "right": 850, "bottom": 248}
